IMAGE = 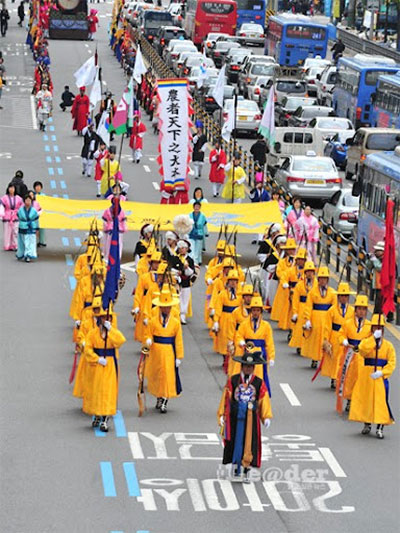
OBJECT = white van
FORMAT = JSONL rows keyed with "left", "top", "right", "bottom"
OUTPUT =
{"left": 267, "top": 127, "right": 324, "bottom": 172}
{"left": 345, "top": 127, "right": 400, "bottom": 180}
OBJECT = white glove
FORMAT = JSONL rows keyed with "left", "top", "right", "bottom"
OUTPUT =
{"left": 304, "top": 320, "right": 312, "bottom": 330}
{"left": 282, "top": 283, "right": 289, "bottom": 289}
{"left": 143, "top": 318, "right": 148, "bottom": 326}
{"left": 269, "top": 360, "right": 275, "bottom": 368}
{"left": 211, "top": 155, "right": 217, "bottom": 162}
{"left": 370, "top": 370, "right": 383, "bottom": 380}
{"left": 264, "top": 418, "right": 271, "bottom": 428}
{"left": 342, "top": 339, "right": 349, "bottom": 347}
{"left": 146, "top": 338, "right": 152, "bottom": 347}
{"left": 103, "top": 320, "right": 111, "bottom": 331}
{"left": 266, "top": 265, "right": 276, "bottom": 273}
{"left": 373, "top": 329, "right": 383, "bottom": 340}
{"left": 239, "top": 340, "right": 246, "bottom": 347}
{"left": 75, "top": 320, "right": 81, "bottom": 328}
{"left": 175, "top": 359, "right": 182, "bottom": 368}
{"left": 212, "top": 322, "right": 219, "bottom": 333}
{"left": 207, "top": 278, "right": 213, "bottom": 286}
{"left": 219, "top": 415, "right": 225, "bottom": 426}
{"left": 291, "top": 314, "right": 298, "bottom": 323}
{"left": 132, "top": 307, "right": 139, "bottom": 315}
{"left": 98, "top": 357, "right": 107, "bottom": 367}
{"left": 209, "top": 309, "right": 215, "bottom": 317}
{"left": 218, "top": 163, "right": 225, "bottom": 169}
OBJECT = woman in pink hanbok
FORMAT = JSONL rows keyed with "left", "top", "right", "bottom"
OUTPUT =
{"left": 284, "top": 196, "right": 303, "bottom": 238}
{"left": 0, "top": 184, "right": 24, "bottom": 251}
{"left": 294, "top": 206, "right": 320, "bottom": 263}
{"left": 102, "top": 190, "right": 127, "bottom": 262}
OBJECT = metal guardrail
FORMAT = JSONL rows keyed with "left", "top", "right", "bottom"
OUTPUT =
{"left": 337, "top": 27, "right": 400, "bottom": 63}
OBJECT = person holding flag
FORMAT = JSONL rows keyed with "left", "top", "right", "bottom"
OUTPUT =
{"left": 209, "top": 138, "right": 227, "bottom": 198}
{"left": 102, "top": 188, "right": 127, "bottom": 262}
{"left": 71, "top": 87, "right": 90, "bottom": 135}
{"left": 129, "top": 110, "right": 147, "bottom": 164}
{"left": 93, "top": 141, "right": 108, "bottom": 198}
{"left": 221, "top": 152, "right": 247, "bottom": 203}
{"left": 100, "top": 146, "right": 121, "bottom": 197}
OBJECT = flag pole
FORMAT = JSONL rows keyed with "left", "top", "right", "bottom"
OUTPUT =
{"left": 118, "top": 133, "right": 124, "bottom": 166}
{"left": 231, "top": 91, "right": 238, "bottom": 204}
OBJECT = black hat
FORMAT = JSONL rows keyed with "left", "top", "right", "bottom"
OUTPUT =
{"left": 233, "top": 351, "right": 266, "bottom": 366}
{"left": 109, "top": 145, "right": 117, "bottom": 154}
{"left": 233, "top": 151, "right": 241, "bottom": 159}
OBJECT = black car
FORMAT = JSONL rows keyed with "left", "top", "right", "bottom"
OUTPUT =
{"left": 226, "top": 49, "right": 252, "bottom": 83}
{"left": 153, "top": 26, "right": 186, "bottom": 55}
{"left": 202, "top": 84, "right": 235, "bottom": 114}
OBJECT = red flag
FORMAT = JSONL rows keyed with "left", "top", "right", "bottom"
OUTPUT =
{"left": 381, "top": 198, "right": 396, "bottom": 315}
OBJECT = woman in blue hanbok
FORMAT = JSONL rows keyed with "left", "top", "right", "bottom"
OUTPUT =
{"left": 16, "top": 195, "right": 39, "bottom": 262}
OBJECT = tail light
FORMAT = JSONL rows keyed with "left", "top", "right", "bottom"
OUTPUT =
{"left": 161, "top": 38, "right": 165, "bottom": 45}
{"left": 207, "top": 42, "right": 211, "bottom": 48}
{"left": 254, "top": 87, "right": 260, "bottom": 95}
{"left": 223, "top": 112, "right": 228, "bottom": 120}
{"left": 148, "top": 35, "right": 153, "bottom": 41}
{"left": 206, "top": 97, "right": 214, "bottom": 103}
{"left": 246, "top": 77, "right": 251, "bottom": 83}
{"left": 285, "top": 113, "right": 291, "bottom": 119}
{"left": 184, "top": 68, "right": 189, "bottom": 75}
{"left": 255, "top": 15, "right": 261, "bottom": 20}
{"left": 326, "top": 178, "right": 342, "bottom": 184}
{"left": 356, "top": 107, "right": 362, "bottom": 120}
{"left": 240, "top": 32, "right": 246, "bottom": 36}
{"left": 309, "top": 79, "right": 315, "bottom": 84}
{"left": 254, "top": 114, "right": 262, "bottom": 120}
{"left": 287, "top": 176, "right": 305, "bottom": 183}
{"left": 340, "top": 212, "right": 357, "bottom": 221}
{"left": 260, "top": 34, "right": 264, "bottom": 38}
{"left": 214, "top": 52, "right": 220, "bottom": 56}
{"left": 322, "top": 85, "right": 326, "bottom": 91}
{"left": 231, "top": 65, "right": 240, "bottom": 71}
{"left": 360, "top": 154, "right": 366, "bottom": 162}
{"left": 177, "top": 62, "right": 182, "bottom": 68}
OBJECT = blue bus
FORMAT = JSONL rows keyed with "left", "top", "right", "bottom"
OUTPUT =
{"left": 264, "top": 14, "right": 329, "bottom": 67}
{"left": 356, "top": 148, "right": 400, "bottom": 263}
{"left": 332, "top": 55, "right": 400, "bottom": 129}
{"left": 371, "top": 72, "right": 400, "bottom": 129}
{"left": 236, "top": 0, "right": 266, "bottom": 28}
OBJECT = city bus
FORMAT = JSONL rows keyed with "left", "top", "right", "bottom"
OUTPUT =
{"left": 355, "top": 147, "right": 400, "bottom": 264}
{"left": 184, "top": 0, "right": 237, "bottom": 46}
{"left": 332, "top": 55, "right": 400, "bottom": 129}
{"left": 371, "top": 72, "right": 400, "bottom": 129}
{"left": 236, "top": 0, "right": 266, "bottom": 29}
{"left": 264, "top": 14, "right": 329, "bottom": 67}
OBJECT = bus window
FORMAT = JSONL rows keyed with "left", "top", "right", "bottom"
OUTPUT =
{"left": 286, "top": 25, "right": 326, "bottom": 40}
{"left": 283, "top": 132, "right": 293, "bottom": 142}
{"left": 304, "top": 133, "right": 313, "bottom": 144}
{"left": 294, "top": 132, "right": 303, "bottom": 143}
{"left": 366, "top": 132, "right": 400, "bottom": 150}
{"left": 365, "top": 70, "right": 397, "bottom": 86}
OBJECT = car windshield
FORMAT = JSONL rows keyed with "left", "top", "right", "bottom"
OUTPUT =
{"left": 292, "top": 159, "right": 334, "bottom": 172}
{"left": 165, "top": 30, "right": 185, "bottom": 39}
{"left": 255, "top": 76, "right": 270, "bottom": 86}
{"left": 366, "top": 132, "right": 400, "bottom": 150}
{"left": 187, "top": 56, "right": 203, "bottom": 66}
{"left": 173, "top": 45, "right": 195, "bottom": 53}
{"left": 284, "top": 97, "right": 315, "bottom": 110}
{"left": 237, "top": 101, "right": 259, "bottom": 111}
{"left": 207, "top": 33, "right": 226, "bottom": 41}
{"left": 216, "top": 42, "right": 233, "bottom": 51}
{"left": 343, "top": 194, "right": 359, "bottom": 207}
{"left": 251, "top": 64, "right": 276, "bottom": 76}
{"left": 318, "top": 119, "right": 352, "bottom": 129}
{"left": 241, "top": 24, "right": 262, "bottom": 32}
{"left": 303, "top": 107, "right": 332, "bottom": 118}
{"left": 277, "top": 81, "right": 306, "bottom": 93}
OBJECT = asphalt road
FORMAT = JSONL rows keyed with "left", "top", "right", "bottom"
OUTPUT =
{"left": 0, "top": 4, "right": 399, "bottom": 533}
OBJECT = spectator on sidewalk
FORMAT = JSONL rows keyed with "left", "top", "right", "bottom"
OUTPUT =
{"left": 189, "top": 201, "right": 208, "bottom": 266}
{"left": 60, "top": 85, "right": 75, "bottom": 112}
{"left": 18, "top": 1, "right": 25, "bottom": 27}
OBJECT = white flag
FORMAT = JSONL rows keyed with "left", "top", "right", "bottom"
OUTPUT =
{"left": 89, "top": 67, "right": 102, "bottom": 110}
{"left": 197, "top": 49, "right": 208, "bottom": 88}
{"left": 258, "top": 86, "right": 275, "bottom": 146}
{"left": 212, "top": 64, "right": 226, "bottom": 108}
{"left": 73, "top": 55, "right": 97, "bottom": 88}
{"left": 97, "top": 111, "right": 110, "bottom": 146}
{"left": 133, "top": 45, "right": 147, "bottom": 84}
{"left": 221, "top": 104, "right": 235, "bottom": 142}
{"left": 127, "top": 76, "right": 136, "bottom": 128}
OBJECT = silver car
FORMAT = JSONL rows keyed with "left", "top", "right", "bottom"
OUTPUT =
{"left": 275, "top": 155, "right": 342, "bottom": 200}
{"left": 238, "top": 59, "right": 278, "bottom": 97}
{"left": 216, "top": 98, "right": 262, "bottom": 137}
{"left": 237, "top": 23, "right": 264, "bottom": 46}
{"left": 248, "top": 75, "right": 274, "bottom": 102}
{"left": 274, "top": 78, "right": 308, "bottom": 104}
{"left": 167, "top": 43, "right": 197, "bottom": 69}
{"left": 322, "top": 188, "right": 359, "bottom": 235}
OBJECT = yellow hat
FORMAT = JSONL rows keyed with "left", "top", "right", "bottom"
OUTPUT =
{"left": 296, "top": 248, "right": 308, "bottom": 260}
{"left": 304, "top": 260, "right": 316, "bottom": 271}
{"left": 223, "top": 257, "right": 235, "bottom": 268}
{"left": 317, "top": 266, "right": 330, "bottom": 278}
{"left": 370, "top": 313, "right": 386, "bottom": 326}
{"left": 336, "top": 282, "right": 356, "bottom": 295}
{"left": 225, "top": 244, "right": 242, "bottom": 258}
{"left": 146, "top": 245, "right": 156, "bottom": 257}
{"left": 354, "top": 294, "right": 369, "bottom": 307}
{"left": 89, "top": 248, "right": 103, "bottom": 266}
{"left": 250, "top": 296, "right": 264, "bottom": 308}
{"left": 282, "top": 238, "right": 297, "bottom": 249}
{"left": 216, "top": 239, "right": 226, "bottom": 251}
{"left": 93, "top": 264, "right": 106, "bottom": 276}
{"left": 152, "top": 285, "right": 180, "bottom": 307}
{"left": 227, "top": 269, "right": 239, "bottom": 281}
{"left": 157, "top": 262, "right": 168, "bottom": 275}
{"left": 241, "top": 284, "right": 254, "bottom": 296}
{"left": 91, "top": 295, "right": 103, "bottom": 309}
{"left": 150, "top": 251, "right": 162, "bottom": 262}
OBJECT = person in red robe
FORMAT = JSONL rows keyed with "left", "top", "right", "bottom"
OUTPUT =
{"left": 87, "top": 9, "right": 99, "bottom": 41}
{"left": 71, "top": 87, "right": 90, "bottom": 135}
{"left": 209, "top": 139, "right": 227, "bottom": 198}
{"left": 160, "top": 179, "right": 175, "bottom": 204}
{"left": 129, "top": 111, "right": 147, "bottom": 163}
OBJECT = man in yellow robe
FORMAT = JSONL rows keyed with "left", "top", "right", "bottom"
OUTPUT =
{"left": 226, "top": 284, "right": 254, "bottom": 375}
{"left": 100, "top": 145, "right": 120, "bottom": 196}
{"left": 270, "top": 237, "right": 297, "bottom": 323}
{"left": 213, "top": 269, "right": 242, "bottom": 355}
{"left": 221, "top": 152, "right": 247, "bottom": 203}
{"left": 289, "top": 260, "right": 316, "bottom": 353}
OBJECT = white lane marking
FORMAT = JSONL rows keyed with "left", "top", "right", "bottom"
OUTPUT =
{"left": 30, "top": 95, "right": 38, "bottom": 130}
{"left": 318, "top": 447, "right": 347, "bottom": 478}
{"left": 121, "top": 261, "right": 136, "bottom": 273}
{"left": 189, "top": 167, "right": 194, "bottom": 175}
{"left": 143, "top": 165, "right": 151, "bottom": 173}
{"left": 85, "top": 43, "right": 89, "bottom": 47}
{"left": 152, "top": 181, "right": 160, "bottom": 190}
{"left": 149, "top": 157, "right": 155, "bottom": 161}
{"left": 279, "top": 383, "right": 301, "bottom": 406}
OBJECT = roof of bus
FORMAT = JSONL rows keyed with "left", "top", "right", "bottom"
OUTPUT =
{"left": 269, "top": 14, "right": 326, "bottom": 28}
{"left": 366, "top": 150, "right": 400, "bottom": 182}
{"left": 377, "top": 71, "right": 400, "bottom": 87}
{"left": 338, "top": 56, "right": 400, "bottom": 71}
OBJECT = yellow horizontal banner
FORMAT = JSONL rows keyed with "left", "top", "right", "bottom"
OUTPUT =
{"left": 38, "top": 195, "right": 282, "bottom": 234}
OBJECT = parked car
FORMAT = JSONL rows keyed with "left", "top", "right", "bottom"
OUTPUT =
{"left": 211, "top": 41, "right": 241, "bottom": 68}
{"left": 274, "top": 78, "right": 307, "bottom": 104}
{"left": 323, "top": 132, "right": 350, "bottom": 169}
{"left": 225, "top": 48, "right": 253, "bottom": 83}
{"left": 274, "top": 96, "right": 318, "bottom": 126}
{"left": 154, "top": 26, "right": 186, "bottom": 55}
{"left": 237, "top": 22, "right": 264, "bottom": 46}
{"left": 203, "top": 84, "right": 235, "bottom": 113}
{"left": 322, "top": 189, "right": 359, "bottom": 235}
{"left": 274, "top": 154, "right": 342, "bottom": 200}
{"left": 203, "top": 32, "right": 229, "bottom": 56}
{"left": 308, "top": 116, "right": 355, "bottom": 143}
{"left": 215, "top": 98, "right": 262, "bottom": 137}
{"left": 316, "top": 65, "right": 337, "bottom": 105}
{"left": 238, "top": 59, "right": 278, "bottom": 97}
{"left": 287, "top": 106, "right": 335, "bottom": 128}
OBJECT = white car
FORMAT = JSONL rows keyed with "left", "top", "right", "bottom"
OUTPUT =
{"left": 203, "top": 32, "right": 229, "bottom": 56}
{"left": 274, "top": 154, "right": 342, "bottom": 200}
{"left": 248, "top": 75, "right": 274, "bottom": 102}
{"left": 167, "top": 42, "right": 196, "bottom": 68}
{"left": 302, "top": 57, "right": 331, "bottom": 72}
{"left": 217, "top": 98, "right": 262, "bottom": 137}
{"left": 181, "top": 55, "right": 215, "bottom": 77}
{"left": 308, "top": 117, "right": 355, "bottom": 143}
{"left": 322, "top": 188, "right": 359, "bottom": 235}
{"left": 237, "top": 23, "right": 264, "bottom": 46}
{"left": 316, "top": 65, "right": 337, "bottom": 105}
{"left": 174, "top": 50, "right": 200, "bottom": 73}
{"left": 303, "top": 65, "right": 327, "bottom": 97}
{"left": 188, "top": 67, "right": 219, "bottom": 89}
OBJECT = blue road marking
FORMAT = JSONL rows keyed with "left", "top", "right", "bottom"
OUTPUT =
{"left": 57, "top": 168, "right": 64, "bottom": 176}
{"left": 137, "top": 531, "right": 150, "bottom": 533}
{"left": 51, "top": 135, "right": 57, "bottom": 142}
{"left": 48, "top": 168, "right": 54, "bottom": 176}
{"left": 49, "top": 125, "right": 55, "bottom": 131}
{"left": 65, "top": 254, "right": 74, "bottom": 266}
{"left": 48, "top": 117, "right": 53, "bottom": 123}
{"left": 62, "top": 237, "right": 70, "bottom": 247}
{"left": 46, "top": 156, "right": 52, "bottom": 163}
{"left": 63, "top": 194, "right": 69, "bottom": 199}
{"left": 44, "top": 145, "right": 50, "bottom": 152}
{"left": 50, "top": 180, "right": 56, "bottom": 189}
{"left": 123, "top": 462, "right": 141, "bottom": 497}
{"left": 52, "top": 194, "right": 59, "bottom": 198}
{"left": 68, "top": 276, "right": 76, "bottom": 290}
{"left": 94, "top": 424, "right": 106, "bottom": 437}
{"left": 60, "top": 180, "right": 66, "bottom": 189}
{"left": 74, "top": 237, "right": 81, "bottom": 247}
{"left": 55, "top": 156, "right": 61, "bottom": 162}
{"left": 53, "top": 145, "right": 59, "bottom": 152}
{"left": 113, "top": 410, "right": 127, "bottom": 437}
{"left": 43, "top": 134, "right": 48, "bottom": 141}
{"left": 100, "top": 462, "right": 117, "bottom": 497}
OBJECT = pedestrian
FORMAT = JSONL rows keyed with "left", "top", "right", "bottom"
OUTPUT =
{"left": 102, "top": 192, "right": 127, "bottom": 262}
{"left": 100, "top": 145, "right": 120, "bottom": 196}
{"left": 33, "top": 181, "right": 46, "bottom": 247}
{"left": 221, "top": 152, "right": 247, "bottom": 203}
{"left": 284, "top": 196, "right": 303, "bottom": 236}
{"left": 87, "top": 9, "right": 99, "bottom": 40}
{"left": 0, "top": 183, "right": 24, "bottom": 251}
{"left": 16, "top": 194, "right": 39, "bottom": 262}
{"left": 0, "top": 6, "right": 10, "bottom": 37}
{"left": 71, "top": 86, "right": 90, "bottom": 135}
{"left": 59, "top": 85, "right": 75, "bottom": 111}
{"left": 218, "top": 343, "right": 272, "bottom": 482}
{"left": 93, "top": 141, "right": 108, "bottom": 197}
{"left": 176, "top": 239, "right": 196, "bottom": 324}
{"left": 249, "top": 180, "right": 270, "bottom": 203}
{"left": 192, "top": 120, "right": 208, "bottom": 179}
{"left": 212, "top": 269, "right": 242, "bottom": 356}
{"left": 144, "top": 285, "right": 184, "bottom": 414}
{"left": 10, "top": 170, "right": 28, "bottom": 199}
{"left": 331, "top": 39, "right": 345, "bottom": 61}
{"left": 349, "top": 314, "right": 396, "bottom": 439}
{"left": 83, "top": 305, "right": 126, "bottom": 432}
{"left": 133, "top": 223, "right": 154, "bottom": 264}
{"left": 81, "top": 121, "right": 100, "bottom": 178}
{"left": 209, "top": 139, "right": 227, "bottom": 197}
{"left": 366, "top": 241, "right": 388, "bottom": 316}
{"left": 294, "top": 205, "right": 320, "bottom": 263}
{"left": 188, "top": 201, "right": 208, "bottom": 266}
{"left": 250, "top": 135, "right": 268, "bottom": 169}
{"left": 35, "top": 83, "right": 52, "bottom": 131}
{"left": 17, "top": 1, "right": 25, "bottom": 27}
{"left": 270, "top": 237, "right": 297, "bottom": 323}
{"left": 271, "top": 188, "right": 285, "bottom": 213}
{"left": 289, "top": 260, "right": 316, "bottom": 354}
{"left": 162, "top": 230, "right": 179, "bottom": 268}
{"left": 129, "top": 110, "right": 146, "bottom": 164}
{"left": 189, "top": 186, "right": 209, "bottom": 205}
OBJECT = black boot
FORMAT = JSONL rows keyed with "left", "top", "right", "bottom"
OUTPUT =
{"left": 345, "top": 399, "right": 351, "bottom": 412}
{"left": 100, "top": 416, "right": 109, "bottom": 432}
{"left": 92, "top": 416, "right": 101, "bottom": 428}
{"left": 155, "top": 397, "right": 162, "bottom": 410}
{"left": 330, "top": 379, "right": 336, "bottom": 390}
{"left": 311, "top": 360, "right": 318, "bottom": 369}
{"left": 160, "top": 398, "right": 168, "bottom": 413}
{"left": 361, "top": 423, "right": 371, "bottom": 435}
{"left": 376, "top": 424, "right": 384, "bottom": 439}
{"left": 296, "top": 348, "right": 301, "bottom": 355}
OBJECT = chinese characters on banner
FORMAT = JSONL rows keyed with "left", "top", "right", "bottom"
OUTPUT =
{"left": 157, "top": 79, "right": 192, "bottom": 192}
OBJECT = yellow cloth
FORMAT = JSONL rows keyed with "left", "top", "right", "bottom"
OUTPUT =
{"left": 133, "top": 271, "right": 154, "bottom": 342}
{"left": 270, "top": 256, "right": 294, "bottom": 323}
{"left": 278, "top": 264, "right": 303, "bottom": 330}
{"left": 100, "top": 159, "right": 120, "bottom": 196}
{"left": 349, "top": 336, "right": 396, "bottom": 425}
{"left": 289, "top": 278, "right": 316, "bottom": 349}
{"left": 321, "top": 303, "right": 354, "bottom": 379}
{"left": 227, "top": 305, "right": 251, "bottom": 372}
{"left": 69, "top": 253, "right": 90, "bottom": 319}
{"left": 221, "top": 165, "right": 246, "bottom": 200}
{"left": 214, "top": 289, "right": 242, "bottom": 355}
{"left": 235, "top": 318, "right": 275, "bottom": 379}
{"left": 136, "top": 255, "right": 150, "bottom": 277}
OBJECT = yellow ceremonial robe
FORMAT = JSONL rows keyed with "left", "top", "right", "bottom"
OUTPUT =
{"left": 236, "top": 318, "right": 275, "bottom": 383}
{"left": 321, "top": 303, "right": 354, "bottom": 379}
{"left": 270, "top": 256, "right": 294, "bottom": 322}
{"left": 289, "top": 277, "right": 316, "bottom": 349}
{"left": 214, "top": 289, "right": 242, "bottom": 355}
